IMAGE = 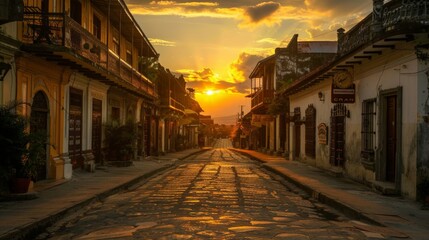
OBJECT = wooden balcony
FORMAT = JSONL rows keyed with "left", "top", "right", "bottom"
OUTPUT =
{"left": 160, "top": 96, "right": 185, "bottom": 113}
{"left": 251, "top": 89, "right": 274, "bottom": 112}
{"left": 21, "top": 11, "right": 155, "bottom": 100}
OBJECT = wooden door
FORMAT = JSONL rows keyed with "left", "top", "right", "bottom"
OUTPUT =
{"left": 92, "top": 99, "right": 102, "bottom": 164}
{"left": 386, "top": 96, "right": 397, "bottom": 182}
{"left": 69, "top": 88, "right": 83, "bottom": 169}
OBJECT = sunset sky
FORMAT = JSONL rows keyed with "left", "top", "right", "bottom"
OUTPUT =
{"left": 126, "top": 0, "right": 373, "bottom": 123}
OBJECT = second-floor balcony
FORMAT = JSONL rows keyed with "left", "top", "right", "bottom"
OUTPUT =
{"left": 160, "top": 96, "right": 185, "bottom": 113}
{"left": 251, "top": 88, "right": 274, "bottom": 112}
{"left": 21, "top": 10, "right": 156, "bottom": 99}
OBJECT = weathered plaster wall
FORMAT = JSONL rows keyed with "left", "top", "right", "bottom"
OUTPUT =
{"left": 289, "top": 45, "right": 421, "bottom": 198}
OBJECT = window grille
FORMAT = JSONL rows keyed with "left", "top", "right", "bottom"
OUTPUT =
{"left": 305, "top": 105, "right": 316, "bottom": 158}
{"left": 361, "top": 99, "right": 376, "bottom": 151}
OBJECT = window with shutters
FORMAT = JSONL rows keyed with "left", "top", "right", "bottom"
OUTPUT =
{"left": 305, "top": 105, "right": 316, "bottom": 158}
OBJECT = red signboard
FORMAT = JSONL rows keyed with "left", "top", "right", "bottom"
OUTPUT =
{"left": 331, "top": 84, "right": 355, "bottom": 103}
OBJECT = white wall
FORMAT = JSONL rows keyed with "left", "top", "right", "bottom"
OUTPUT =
{"left": 288, "top": 46, "right": 421, "bottom": 198}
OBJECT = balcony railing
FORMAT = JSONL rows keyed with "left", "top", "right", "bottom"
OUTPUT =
{"left": 161, "top": 96, "right": 185, "bottom": 112}
{"left": 21, "top": 11, "right": 154, "bottom": 97}
{"left": 251, "top": 89, "right": 274, "bottom": 109}
{"left": 338, "top": 0, "right": 429, "bottom": 57}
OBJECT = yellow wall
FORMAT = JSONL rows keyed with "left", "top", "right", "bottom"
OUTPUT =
{"left": 16, "top": 55, "right": 71, "bottom": 179}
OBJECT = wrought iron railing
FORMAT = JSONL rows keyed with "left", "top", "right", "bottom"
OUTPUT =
{"left": 383, "top": 0, "right": 429, "bottom": 30}
{"left": 21, "top": 11, "right": 155, "bottom": 97}
{"left": 337, "top": 15, "right": 372, "bottom": 57}
{"left": 338, "top": 0, "right": 429, "bottom": 57}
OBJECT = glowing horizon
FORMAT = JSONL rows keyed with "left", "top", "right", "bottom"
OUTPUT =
{"left": 127, "top": 0, "right": 373, "bottom": 118}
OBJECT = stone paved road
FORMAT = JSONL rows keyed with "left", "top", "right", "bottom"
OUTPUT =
{"left": 38, "top": 140, "right": 370, "bottom": 239}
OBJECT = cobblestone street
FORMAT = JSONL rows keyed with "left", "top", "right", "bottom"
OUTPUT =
{"left": 38, "top": 140, "right": 369, "bottom": 239}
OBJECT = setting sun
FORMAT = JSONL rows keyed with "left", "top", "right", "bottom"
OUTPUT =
{"left": 206, "top": 89, "right": 215, "bottom": 95}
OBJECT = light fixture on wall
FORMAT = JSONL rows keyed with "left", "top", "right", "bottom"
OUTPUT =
{"left": 318, "top": 91, "right": 325, "bottom": 102}
{"left": 0, "top": 62, "right": 11, "bottom": 81}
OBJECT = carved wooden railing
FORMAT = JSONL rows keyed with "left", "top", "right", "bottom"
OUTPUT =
{"left": 251, "top": 89, "right": 274, "bottom": 109}
{"left": 65, "top": 16, "right": 108, "bottom": 68}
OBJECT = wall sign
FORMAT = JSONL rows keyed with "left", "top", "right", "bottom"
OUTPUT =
{"left": 318, "top": 123, "right": 328, "bottom": 144}
{"left": 331, "top": 71, "right": 355, "bottom": 103}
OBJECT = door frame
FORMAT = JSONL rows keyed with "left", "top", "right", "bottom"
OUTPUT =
{"left": 377, "top": 87, "right": 402, "bottom": 191}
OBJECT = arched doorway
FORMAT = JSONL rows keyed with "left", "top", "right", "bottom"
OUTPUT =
{"left": 30, "top": 91, "right": 49, "bottom": 181}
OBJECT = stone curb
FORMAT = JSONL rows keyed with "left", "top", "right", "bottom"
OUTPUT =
{"left": 231, "top": 149, "right": 384, "bottom": 227}
{"left": 0, "top": 149, "right": 208, "bottom": 240}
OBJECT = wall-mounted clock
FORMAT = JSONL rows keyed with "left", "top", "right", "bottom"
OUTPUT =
{"left": 333, "top": 71, "right": 353, "bottom": 89}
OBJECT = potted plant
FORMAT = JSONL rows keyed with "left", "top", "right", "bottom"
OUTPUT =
{"left": 0, "top": 102, "right": 47, "bottom": 194}
{"left": 104, "top": 120, "right": 137, "bottom": 166}
{"left": 0, "top": 102, "right": 28, "bottom": 193}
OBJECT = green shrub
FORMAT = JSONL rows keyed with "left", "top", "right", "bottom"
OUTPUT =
{"left": 104, "top": 120, "right": 137, "bottom": 162}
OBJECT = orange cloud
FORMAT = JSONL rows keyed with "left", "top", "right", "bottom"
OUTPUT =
{"left": 229, "top": 52, "right": 265, "bottom": 83}
{"left": 149, "top": 38, "right": 176, "bottom": 47}
{"left": 256, "top": 38, "right": 281, "bottom": 46}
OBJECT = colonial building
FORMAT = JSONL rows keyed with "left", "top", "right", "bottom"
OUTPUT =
{"left": 157, "top": 66, "right": 186, "bottom": 154}
{"left": 8, "top": 0, "right": 158, "bottom": 180}
{"left": 248, "top": 35, "right": 336, "bottom": 155}
{"left": 182, "top": 88, "right": 203, "bottom": 148}
{"left": 199, "top": 114, "right": 214, "bottom": 147}
{"left": 280, "top": 0, "right": 429, "bottom": 200}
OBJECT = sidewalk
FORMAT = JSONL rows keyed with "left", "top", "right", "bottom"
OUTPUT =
{"left": 0, "top": 148, "right": 206, "bottom": 240}
{"left": 232, "top": 148, "right": 429, "bottom": 240}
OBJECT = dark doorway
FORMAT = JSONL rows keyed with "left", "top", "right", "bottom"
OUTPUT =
{"left": 294, "top": 124, "right": 301, "bottom": 159}
{"left": 386, "top": 95, "right": 397, "bottom": 182}
{"left": 69, "top": 87, "right": 83, "bottom": 169}
{"left": 30, "top": 91, "right": 49, "bottom": 181}
{"left": 70, "top": 0, "right": 82, "bottom": 49}
{"left": 144, "top": 108, "right": 151, "bottom": 156}
{"left": 293, "top": 107, "right": 301, "bottom": 159}
{"left": 377, "top": 88, "right": 402, "bottom": 190}
{"left": 92, "top": 99, "right": 102, "bottom": 164}
{"left": 330, "top": 104, "right": 347, "bottom": 167}
{"left": 70, "top": 0, "right": 82, "bottom": 24}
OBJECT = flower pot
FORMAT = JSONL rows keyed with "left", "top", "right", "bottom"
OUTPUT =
{"left": 10, "top": 178, "right": 31, "bottom": 194}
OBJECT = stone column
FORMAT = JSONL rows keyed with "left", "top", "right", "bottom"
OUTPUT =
{"left": 62, "top": 153, "right": 72, "bottom": 179}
